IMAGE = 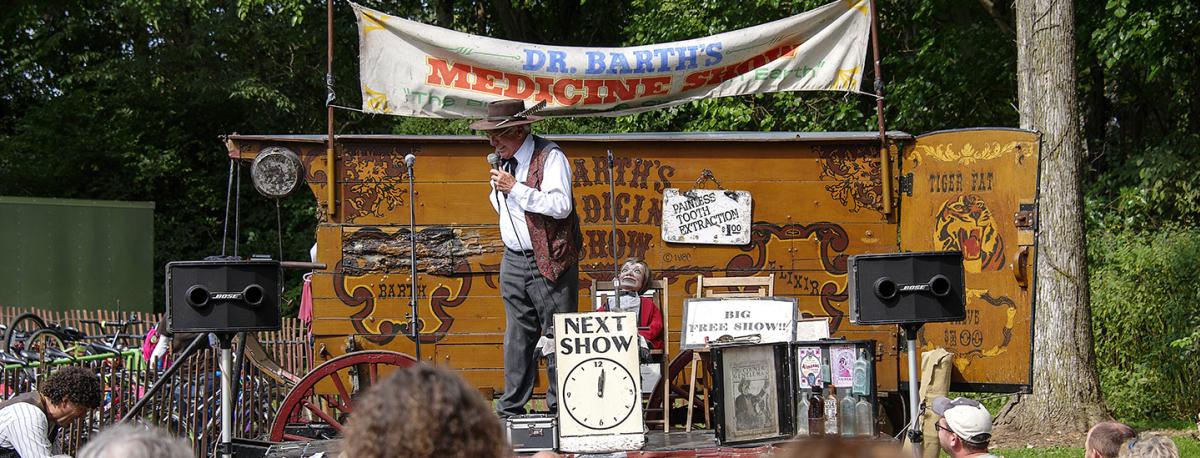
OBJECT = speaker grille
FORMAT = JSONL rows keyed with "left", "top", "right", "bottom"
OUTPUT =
{"left": 848, "top": 252, "right": 965, "bottom": 325}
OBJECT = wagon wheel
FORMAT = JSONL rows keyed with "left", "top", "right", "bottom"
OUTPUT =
{"left": 645, "top": 349, "right": 709, "bottom": 429}
{"left": 269, "top": 350, "right": 417, "bottom": 441}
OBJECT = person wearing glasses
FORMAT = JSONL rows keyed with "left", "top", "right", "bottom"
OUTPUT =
{"left": 474, "top": 99, "right": 582, "bottom": 418}
{"left": 931, "top": 396, "right": 1000, "bottom": 458}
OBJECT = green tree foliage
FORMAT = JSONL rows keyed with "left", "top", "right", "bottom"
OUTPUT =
{"left": 0, "top": 0, "right": 392, "bottom": 309}
{"left": 1080, "top": 0, "right": 1200, "bottom": 226}
{"left": 1090, "top": 226, "right": 1200, "bottom": 420}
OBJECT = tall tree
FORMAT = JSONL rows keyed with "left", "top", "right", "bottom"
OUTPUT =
{"left": 995, "top": 0, "right": 1108, "bottom": 434}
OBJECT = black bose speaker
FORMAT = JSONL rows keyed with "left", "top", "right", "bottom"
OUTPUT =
{"left": 848, "top": 251, "right": 965, "bottom": 325}
{"left": 166, "top": 259, "right": 282, "bottom": 333}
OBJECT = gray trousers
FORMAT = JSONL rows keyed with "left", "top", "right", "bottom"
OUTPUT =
{"left": 496, "top": 249, "right": 578, "bottom": 417}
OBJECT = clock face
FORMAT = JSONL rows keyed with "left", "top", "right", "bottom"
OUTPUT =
{"left": 561, "top": 357, "right": 637, "bottom": 430}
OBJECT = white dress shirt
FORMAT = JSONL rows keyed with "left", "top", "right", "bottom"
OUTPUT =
{"left": 0, "top": 403, "right": 59, "bottom": 458}
{"left": 488, "top": 134, "right": 574, "bottom": 252}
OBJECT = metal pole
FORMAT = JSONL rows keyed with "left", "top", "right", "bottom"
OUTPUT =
{"left": 607, "top": 150, "right": 619, "bottom": 286}
{"left": 868, "top": 0, "right": 893, "bottom": 216}
{"left": 325, "top": 0, "right": 337, "bottom": 218}
{"left": 220, "top": 343, "right": 233, "bottom": 458}
{"left": 408, "top": 155, "right": 421, "bottom": 361}
{"left": 904, "top": 325, "right": 923, "bottom": 458}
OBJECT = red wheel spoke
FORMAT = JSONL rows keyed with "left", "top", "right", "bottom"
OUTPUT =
{"left": 329, "top": 369, "right": 352, "bottom": 401}
{"left": 301, "top": 399, "right": 344, "bottom": 430}
{"left": 368, "top": 363, "right": 378, "bottom": 384}
{"left": 282, "top": 433, "right": 310, "bottom": 441}
{"left": 321, "top": 393, "right": 351, "bottom": 413}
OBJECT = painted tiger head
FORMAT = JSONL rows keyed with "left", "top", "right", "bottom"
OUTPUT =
{"left": 934, "top": 194, "right": 1005, "bottom": 272}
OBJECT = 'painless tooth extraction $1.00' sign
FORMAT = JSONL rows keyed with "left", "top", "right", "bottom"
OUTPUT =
{"left": 661, "top": 188, "right": 753, "bottom": 245}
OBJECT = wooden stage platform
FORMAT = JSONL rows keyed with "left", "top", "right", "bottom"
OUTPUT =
{"left": 258, "top": 430, "right": 899, "bottom": 458}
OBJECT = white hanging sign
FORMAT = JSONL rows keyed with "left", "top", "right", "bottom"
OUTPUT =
{"left": 661, "top": 188, "right": 753, "bottom": 245}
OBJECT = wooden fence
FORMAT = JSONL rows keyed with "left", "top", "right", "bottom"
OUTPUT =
{"left": 0, "top": 307, "right": 312, "bottom": 456}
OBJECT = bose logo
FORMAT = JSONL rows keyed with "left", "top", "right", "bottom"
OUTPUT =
{"left": 899, "top": 285, "right": 927, "bottom": 292}
{"left": 212, "top": 293, "right": 241, "bottom": 300}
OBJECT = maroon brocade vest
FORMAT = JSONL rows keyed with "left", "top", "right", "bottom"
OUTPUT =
{"left": 523, "top": 135, "right": 583, "bottom": 283}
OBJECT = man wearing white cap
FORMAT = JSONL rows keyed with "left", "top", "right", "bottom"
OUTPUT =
{"left": 932, "top": 396, "right": 1000, "bottom": 458}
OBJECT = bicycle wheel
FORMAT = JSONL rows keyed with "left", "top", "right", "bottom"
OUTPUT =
{"left": 4, "top": 313, "right": 47, "bottom": 353}
{"left": 25, "top": 329, "right": 70, "bottom": 360}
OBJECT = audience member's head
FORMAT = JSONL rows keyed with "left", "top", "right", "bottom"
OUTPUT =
{"left": 1086, "top": 421, "right": 1137, "bottom": 458}
{"left": 1117, "top": 433, "right": 1180, "bottom": 458}
{"left": 41, "top": 366, "right": 103, "bottom": 425}
{"left": 340, "top": 364, "right": 508, "bottom": 458}
{"left": 777, "top": 436, "right": 903, "bottom": 457}
{"left": 78, "top": 424, "right": 192, "bottom": 458}
{"left": 931, "top": 396, "right": 993, "bottom": 458}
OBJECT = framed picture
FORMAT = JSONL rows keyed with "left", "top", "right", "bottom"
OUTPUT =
{"left": 794, "top": 317, "right": 831, "bottom": 341}
{"left": 711, "top": 342, "right": 794, "bottom": 445}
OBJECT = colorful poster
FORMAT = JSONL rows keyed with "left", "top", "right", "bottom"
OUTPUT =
{"left": 796, "top": 346, "right": 822, "bottom": 389}
{"left": 352, "top": 0, "right": 872, "bottom": 117}
{"left": 830, "top": 345, "right": 855, "bottom": 387}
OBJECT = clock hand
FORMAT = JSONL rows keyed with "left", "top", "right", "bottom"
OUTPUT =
{"left": 598, "top": 368, "right": 606, "bottom": 398}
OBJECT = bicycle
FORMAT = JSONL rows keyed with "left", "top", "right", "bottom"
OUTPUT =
{"left": 6, "top": 313, "right": 143, "bottom": 361}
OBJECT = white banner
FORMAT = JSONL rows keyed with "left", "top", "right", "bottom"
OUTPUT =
{"left": 352, "top": 1, "right": 871, "bottom": 117}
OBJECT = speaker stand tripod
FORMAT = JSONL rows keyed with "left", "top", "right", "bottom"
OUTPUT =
{"left": 217, "top": 333, "right": 235, "bottom": 458}
{"left": 902, "top": 323, "right": 924, "bottom": 458}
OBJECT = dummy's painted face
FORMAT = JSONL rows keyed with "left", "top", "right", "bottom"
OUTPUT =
{"left": 617, "top": 261, "right": 647, "bottom": 292}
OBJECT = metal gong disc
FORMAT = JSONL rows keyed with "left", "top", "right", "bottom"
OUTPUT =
{"left": 251, "top": 146, "right": 303, "bottom": 198}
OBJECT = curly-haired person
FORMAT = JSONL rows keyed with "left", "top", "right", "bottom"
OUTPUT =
{"left": 340, "top": 364, "right": 509, "bottom": 458}
{"left": 0, "top": 366, "right": 103, "bottom": 458}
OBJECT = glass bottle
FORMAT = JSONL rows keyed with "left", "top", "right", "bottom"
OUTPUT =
{"left": 796, "top": 388, "right": 810, "bottom": 436}
{"left": 852, "top": 348, "right": 870, "bottom": 396}
{"left": 856, "top": 396, "right": 874, "bottom": 437}
{"left": 807, "top": 385, "right": 825, "bottom": 436}
{"left": 824, "top": 384, "right": 839, "bottom": 435}
{"left": 840, "top": 389, "right": 857, "bottom": 437}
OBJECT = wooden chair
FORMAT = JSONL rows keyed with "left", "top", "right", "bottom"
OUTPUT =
{"left": 695, "top": 273, "right": 775, "bottom": 298}
{"left": 684, "top": 273, "right": 776, "bottom": 431}
{"left": 589, "top": 278, "right": 671, "bottom": 432}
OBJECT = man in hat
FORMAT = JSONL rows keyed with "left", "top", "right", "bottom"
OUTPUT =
{"left": 473, "top": 99, "right": 582, "bottom": 417}
{"left": 931, "top": 396, "right": 1000, "bottom": 458}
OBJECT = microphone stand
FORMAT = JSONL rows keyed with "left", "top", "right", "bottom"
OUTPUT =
{"left": 406, "top": 153, "right": 421, "bottom": 361}
{"left": 607, "top": 150, "right": 619, "bottom": 286}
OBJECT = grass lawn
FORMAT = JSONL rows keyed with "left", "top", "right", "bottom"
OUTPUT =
{"left": 990, "top": 435, "right": 1198, "bottom": 458}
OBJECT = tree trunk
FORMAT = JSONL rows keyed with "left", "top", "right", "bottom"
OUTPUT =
{"left": 995, "top": 0, "right": 1109, "bottom": 437}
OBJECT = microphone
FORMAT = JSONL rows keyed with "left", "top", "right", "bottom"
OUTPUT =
{"left": 487, "top": 153, "right": 500, "bottom": 170}
{"left": 404, "top": 153, "right": 416, "bottom": 167}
